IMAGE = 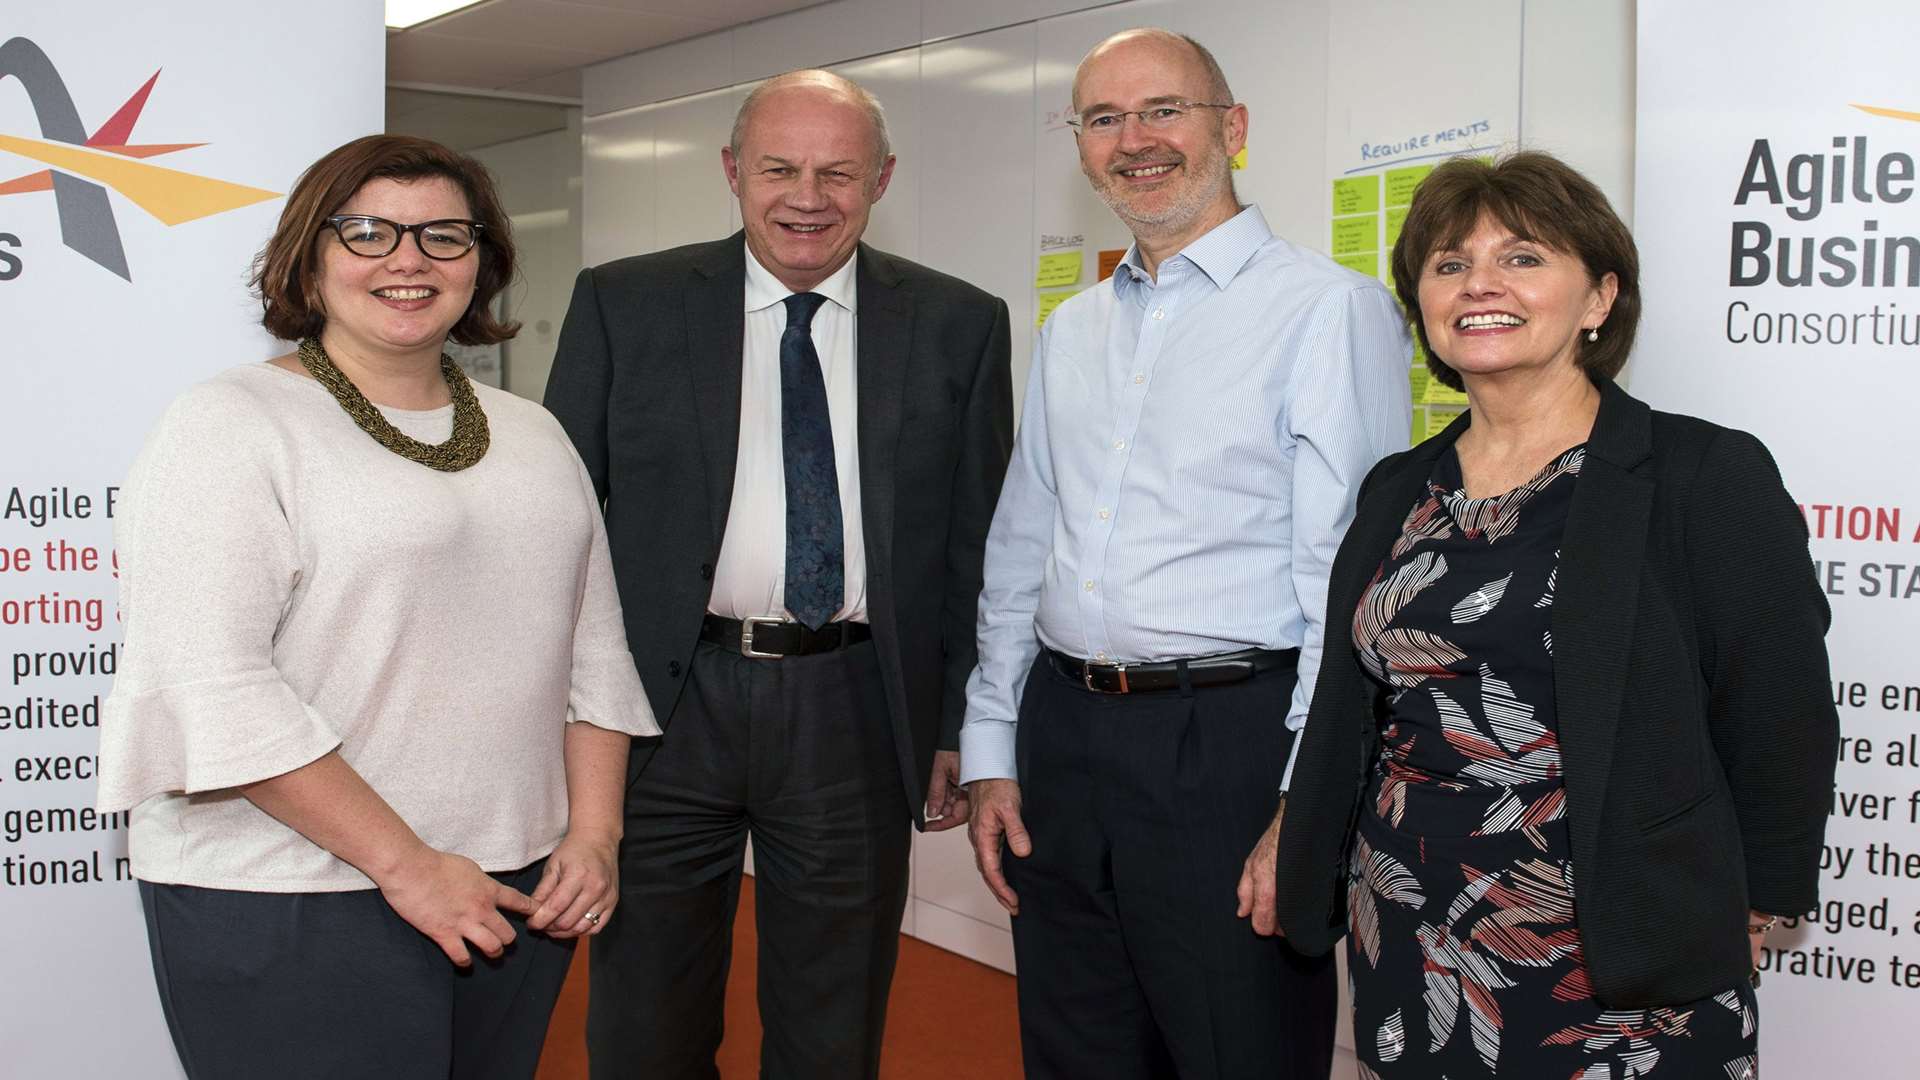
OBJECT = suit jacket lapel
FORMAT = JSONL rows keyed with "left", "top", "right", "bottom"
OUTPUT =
{"left": 855, "top": 244, "right": 912, "bottom": 591}
{"left": 686, "top": 234, "right": 747, "bottom": 550}
{"left": 1553, "top": 380, "right": 1655, "bottom": 858}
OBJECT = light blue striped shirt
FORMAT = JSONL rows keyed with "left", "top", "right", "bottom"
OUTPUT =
{"left": 959, "top": 205, "right": 1411, "bottom": 788}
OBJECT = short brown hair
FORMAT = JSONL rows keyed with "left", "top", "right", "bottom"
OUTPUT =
{"left": 252, "top": 134, "right": 518, "bottom": 345}
{"left": 1390, "top": 151, "right": 1639, "bottom": 390}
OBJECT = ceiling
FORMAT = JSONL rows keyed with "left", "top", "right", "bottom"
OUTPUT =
{"left": 386, "top": 0, "right": 823, "bottom": 100}
{"left": 385, "top": 88, "right": 579, "bottom": 152}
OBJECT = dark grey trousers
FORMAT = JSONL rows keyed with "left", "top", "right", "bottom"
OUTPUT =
{"left": 1006, "top": 654, "right": 1338, "bottom": 1080}
{"left": 587, "top": 638, "right": 911, "bottom": 1080}
{"left": 140, "top": 859, "right": 573, "bottom": 1080}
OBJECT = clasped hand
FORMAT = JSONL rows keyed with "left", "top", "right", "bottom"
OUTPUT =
{"left": 376, "top": 829, "right": 620, "bottom": 967}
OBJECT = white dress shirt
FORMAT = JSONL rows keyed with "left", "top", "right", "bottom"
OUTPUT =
{"left": 709, "top": 242, "right": 868, "bottom": 623}
{"left": 960, "top": 206, "right": 1411, "bottom": 788}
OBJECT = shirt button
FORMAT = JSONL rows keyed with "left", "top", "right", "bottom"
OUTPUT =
{"left": 1113, "top": 438, "right": 1125, "bottom": 450}
{"left": 1152, "top": 308, "right": 1165, "bottom": 319}
{"left": 1083, "top": 579, "right": 1095, "bottom": 592}
{"left": 1095, "top": 651, "right": 1108, "bottom": 660}
{"left": 1098, "top": 508, "right": 1111, "bottom": 520}
{"left": 1133, "top": 374, "right": 1145, "bottom": 384}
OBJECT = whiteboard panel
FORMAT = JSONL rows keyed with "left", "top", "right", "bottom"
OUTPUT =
{"left": 583, "top": 105, "right": 658, "bottom": 267}
{"left": 653, "top": 88, "right": 737, "bottom": 250}
{"left": 585, "top": 28, "right": 731, "bottom": 116}
{"left": 731, "top": 0, "right": 921, "bottom": 84}
{"left": 1521, "top": 0, "right": 1636, "bottom": 222}
{"left": 918, "top": 23, "right": 1039, "bottom": 409}
{"left": 833, "top": 50, "right": 924, "bottom": 263}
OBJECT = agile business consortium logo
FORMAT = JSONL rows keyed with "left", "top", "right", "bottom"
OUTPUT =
{"left": 0, "top": 36, "right": 278, "bottom": 281}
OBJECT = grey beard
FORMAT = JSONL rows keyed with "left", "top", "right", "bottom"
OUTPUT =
{"left": 1093, "top": 160, "right": 1231, "bottom": 236}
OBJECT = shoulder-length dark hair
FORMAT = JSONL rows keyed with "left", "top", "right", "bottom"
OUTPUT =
{"left": 1391, "top": 151, "right": 1640, "bottom": 391}
{"left": 251, "top": 134, "right": 518, "bottom": 345}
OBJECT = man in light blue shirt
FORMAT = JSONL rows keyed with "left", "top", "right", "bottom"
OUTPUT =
{"left": 961, "top": 28, "right": 1410, "bottom": 1079}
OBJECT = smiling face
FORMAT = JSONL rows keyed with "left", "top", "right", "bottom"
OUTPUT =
{"left": 1417, "top": 213, "right": 1618, "bottom": 388}
{"left": 1071, "top": 33, "right": 1246, "bottom": 238}
{"left": 722, "top": 82, "right": 894, "bottom": 292}
{"left": 315, "top": 175, "right": 477, "bottom": 361}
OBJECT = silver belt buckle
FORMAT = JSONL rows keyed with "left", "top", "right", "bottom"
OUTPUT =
{"left": 741, "top": 616, "right": 784, "bottom": 659}
{"left": 1083, "top": 660, "right": 1129, "bottom": 694}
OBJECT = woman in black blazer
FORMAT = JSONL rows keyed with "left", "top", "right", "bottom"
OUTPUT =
{"left": 1272, "top": 152, "right": 1837, "bottom": 1078}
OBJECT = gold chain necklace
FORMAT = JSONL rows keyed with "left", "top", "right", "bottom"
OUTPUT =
{"left": 297, "top": 337, "right": 490, "bottom": 472}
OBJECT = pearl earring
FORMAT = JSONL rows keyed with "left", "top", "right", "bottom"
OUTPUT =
{"left": 1586, "top": 328, "right": 1600, "bottom": 343}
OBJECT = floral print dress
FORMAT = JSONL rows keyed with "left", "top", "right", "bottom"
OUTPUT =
{"left": 1346, "top": 444, "right": 1759, "bottom": 1080}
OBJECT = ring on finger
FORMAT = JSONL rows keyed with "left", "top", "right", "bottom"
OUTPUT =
{"left": 582, "top": 910, "right": 601, "bottom": 925}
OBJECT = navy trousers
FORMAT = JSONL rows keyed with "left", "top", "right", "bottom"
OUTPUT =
{"left": 140, "top": 859, "right": 573, "bottom": 1080}
{"left": 1006, "top": 654, "right": 1337, "bottom": 1080}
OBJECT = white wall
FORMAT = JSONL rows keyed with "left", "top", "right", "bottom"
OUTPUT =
{"left": 470, "top": 113, "right": 584, "bottom": 401}
{"left": 576, "top": 0, "right": 1635, "bottom": 1000}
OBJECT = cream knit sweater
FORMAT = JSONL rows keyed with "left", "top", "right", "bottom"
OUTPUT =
{"left": 97, "top": 363, "right": 659, "bottom": 891}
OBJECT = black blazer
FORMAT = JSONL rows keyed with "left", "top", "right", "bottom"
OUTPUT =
{"left": 1274, "top": 379, "right": 1838, "bottom": 1008}
{"left": 544, "top": 234, "right": 1014, "bottom": 825}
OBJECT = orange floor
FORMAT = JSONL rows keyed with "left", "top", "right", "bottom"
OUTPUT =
{"left": 535, "top": 876, "right": 1023, "bottom": 1078}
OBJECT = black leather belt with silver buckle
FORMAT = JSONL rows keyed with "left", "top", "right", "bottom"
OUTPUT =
{"left": 701, "top": 614, "right": 872, "bottom": 658}
{"left": 1046, "top": 647, "right": 1299, "bottom": 694}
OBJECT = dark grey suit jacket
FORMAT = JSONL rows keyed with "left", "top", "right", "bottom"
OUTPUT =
{"left": 544, "top": 233, "right": 1013, "bottom": 826}
{"left": 1274, "top": 379, "right": 1837, "bottom": 1007}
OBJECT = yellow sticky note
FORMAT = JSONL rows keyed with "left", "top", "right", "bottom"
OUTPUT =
{"left": 1331, "top": 215, "right": 1378, "bottom": 255}
{"left": 1386, "top": 206, "right": 1410, "bottom": 248}
{"left": 1331, "top": 176, "right": 1379, "bottom": 216}
{"left": 1334, "top": 251, "right": 1379, "bottom": 278}
{"left": 1230, "top": 146, "right": 1248, "bottom": 170}
{"left": 1036, "top": 251, "right": 1083, "bottom": 288}
{"left": 1410, "top": 410, "right": 1427, "bottom": 445}
{"left": 1036, "top": 287, "right": 1078, "bottom": 328}
{"left": 1385, "top": 164, "right": 1434, "bottom": 207}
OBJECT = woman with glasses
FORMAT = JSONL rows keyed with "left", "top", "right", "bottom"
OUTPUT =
{"left": 96, "top": 134, "right": 658, "bottom": 1079}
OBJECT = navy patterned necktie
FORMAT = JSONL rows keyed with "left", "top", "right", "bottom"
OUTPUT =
{"left": 779, "top": 291, "right": 844, "bottom": 629}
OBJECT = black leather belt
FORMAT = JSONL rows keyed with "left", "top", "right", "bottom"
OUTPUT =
{"left": 701, "top": 614, "right": 872, "bottom": 658}
{"left": 1046, "top": 647, "right": 1299, "bottom": 694}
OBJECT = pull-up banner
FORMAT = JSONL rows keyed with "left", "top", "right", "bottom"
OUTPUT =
{"left": 1635, "top": 2, "right": 1920, "bottom": 1074}
{"left": 0, "top": 5, "right": 381, "bottom": 1074}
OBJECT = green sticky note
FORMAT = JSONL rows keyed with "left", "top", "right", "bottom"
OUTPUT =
{"left": 1331, "top": 215, "right": 1378, "bottom": 256}
{"left": 1331, "top": 176, "right": 1380, "bottom": 216}
{"left": 1386, "top": 206, "right": 1410, "bottom": 248}
{"left": 1419, "top": 405, "right": 1466, "bottom": 442}
{"left": 1036, "top": 287, "right": 1079, "bottom": 328}
{"left": 1334, "top": 251, "right": 1379, "bottom": 277}
{"left": 1424, "top": 377, "right": 1469, "bottom": 407}
{"left": 1409, "top": 410, "right": 1427, "bottom": 444}
{"left": 1035, "top": 251, "right": 1083, "bottom": 288}
{"left": 1410, "top": 340, "right": 1469, "bottom": 404}
{"left": 1385, "top": 164, "right": 1434, "bottom": 207}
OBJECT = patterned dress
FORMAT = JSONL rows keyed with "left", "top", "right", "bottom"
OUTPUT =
{"left": 1346, "top": 444, "right": 1759, "bottom": 1079}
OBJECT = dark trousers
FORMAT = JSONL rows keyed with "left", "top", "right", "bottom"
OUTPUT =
{"left": 1007, "top": 654, "right": 1337, "bottom": 1080}
{"left": 588, "top": 638, "right": 911, "bottom": 1080}
{"left": 139, "top": 860, "right": 574, "bottom": 1080}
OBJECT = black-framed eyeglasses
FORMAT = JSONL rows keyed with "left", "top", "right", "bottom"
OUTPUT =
{"left": 1066, "top": 101, "right": 1235, "bottom": 137}
{"left": 323, "top": 215, "right": 485, "bottom": 260}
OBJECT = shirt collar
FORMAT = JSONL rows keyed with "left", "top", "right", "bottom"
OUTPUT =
{"left": 744, "top": 239, "right": 859, "bottom": 315}
{"left": 1111, "top": 204, "right": 1273, "bottom": 295}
